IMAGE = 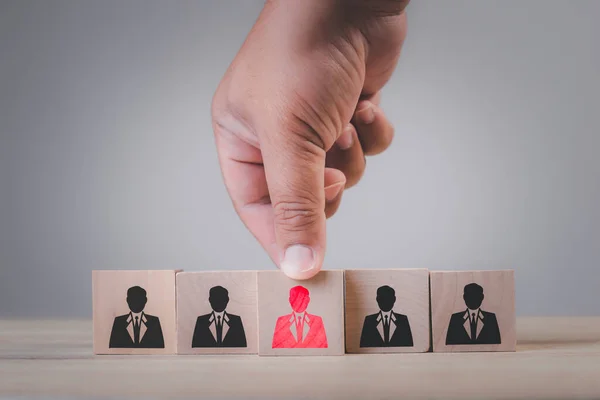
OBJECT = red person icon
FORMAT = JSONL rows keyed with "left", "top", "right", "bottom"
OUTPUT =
{"left": 272, "top": 285, "right": 328, "bottom": 348}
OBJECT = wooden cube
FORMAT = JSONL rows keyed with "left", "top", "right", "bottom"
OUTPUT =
{"left": 176, "top": 271, "right": 258, "bottom": 354}
{"left": 430, "top": 270, "right": 516, "bottom": 352}
{"left": 345, "top": 269, "right": 430, "bottom": 353}
{"left": 92, "top": 270, "right": 178, "bottom": 355}
{"left": 257, "top": 270, "right": 344, "bottom": 356}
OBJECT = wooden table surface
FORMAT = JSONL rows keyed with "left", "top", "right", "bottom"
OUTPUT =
{"left": 1, "top": 318, "right": 599, "bottom": 399}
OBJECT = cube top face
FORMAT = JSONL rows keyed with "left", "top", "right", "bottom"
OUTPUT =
{"left": 92, "top": 270, "right": 177, "bottom": 354}
{"left": 176, "top": 271, "right": 258, "bottom": 354}
{"left": 345, "top": 269, "right": 430, "bottom": 353}
{"left": 257, "top": 270, "right": 345, "bottom": 356}
{"left": 430, "top": 270, "right": 516, "bottom": 352}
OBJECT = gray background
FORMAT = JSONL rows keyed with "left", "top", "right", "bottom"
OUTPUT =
{"left": 1, "top": 0, "right": 598, "bottom": 318}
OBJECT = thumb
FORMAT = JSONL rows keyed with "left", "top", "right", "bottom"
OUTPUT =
{"left": 260, "top": 125, "right": 344, "bottom": 280}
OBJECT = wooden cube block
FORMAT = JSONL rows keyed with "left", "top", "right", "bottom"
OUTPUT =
{"left": 345, "top": 269, "right": 430, "bottom": 353}
{"left": 257, "top": 270, "right": 344, "bottom": 356}
{"left": 430, "top": 270, "right": 516, "bottom": 352}
{"left": 176, "top": 271, "right": 258, "bottom": 354}
{"left": 92, "top": 270, "right": 178, "bottom": 355}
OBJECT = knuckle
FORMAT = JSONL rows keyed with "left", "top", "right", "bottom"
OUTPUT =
{"left": 211, "top": 85, "right": 259, "bottom": 147}
{"left": 211, "top": 79, "right": 230, "bottom": 121}
{"left": 281, "top": 113, "right": 336, "bottom": 155}
{"left": 278, "top": 92, "right": 342, "bottom": 152}
{"left": 375, "top": 136, "right": 394, "bottom": 154}
{"left": 345, "top": 164, "right": 366, "bottom": 188}
{"left": 273, "top": 195, "right": 322, "bottom": 233}
{"left": 364, "top": 125, "right": 394, "bottom": 155}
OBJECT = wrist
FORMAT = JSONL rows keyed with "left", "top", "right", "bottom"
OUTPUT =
{"left": 341, "top": 0, "right": 410, "bottom": 17}
{"left": 265, "top": 0, "right": 409, "bottom": 17}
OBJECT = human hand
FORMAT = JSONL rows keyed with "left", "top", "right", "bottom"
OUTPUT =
{"left": 212, "top": 0, "right": 409, "bottom": 279}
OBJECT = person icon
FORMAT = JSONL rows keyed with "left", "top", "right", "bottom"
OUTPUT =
{"left": 446, "top": 283, "right": 501, "bottom": 345}
{"left": 272, "top": 285, "right": 328, "bottom": 348}
{"left": 359, "top": 285, "right": 414, "bottom": 347}
{"left": 191, "top": 285, "right": 247, "bottom": 348}
{"left": 109, "top": 286, "right": 165, "bottom": 348}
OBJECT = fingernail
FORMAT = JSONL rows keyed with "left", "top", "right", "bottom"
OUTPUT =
{"left": 324, "top": 181, "right": 344, "bottom": 202}
{"left": 336, "top": 126, "right": 354, "bottom": 150}
{"left": 357, "top": 104, "right": 375, "bottom": 124}
{"left": 280, "top": 245, "right": 317, "bottom": 280}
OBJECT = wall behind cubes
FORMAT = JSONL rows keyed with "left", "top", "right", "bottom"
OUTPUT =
{"left": 1, "top": 0, "right": 599, "bottom": 317}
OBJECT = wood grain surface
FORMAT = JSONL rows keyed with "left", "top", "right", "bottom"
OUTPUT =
{"left": 257, "top": 270, "right": 345, "bottom": 356}
{"left": 176, "top": 271, "right": 258, "bottom": 354}
{"left": 1, "top": 318, "right": 600, "bottom": 399}
{"left": 92, "top": 270, "right": 178, "bottom": 355}
{"left": 430, "top": 270, "right": 516, "bottom": 352}
{"left": 345, "top": 269, "right": 430, "bottom": 353}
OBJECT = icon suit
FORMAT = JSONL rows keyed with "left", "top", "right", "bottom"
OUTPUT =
{"left": 192, "top": 311, "right": 247, "bottom": 348}
{"left": 272, "top": 313, "right": 328, "bottom": 348}
{"left": 445, "top": 309, "right": 501, "bottom": 345}
{"left": 360, "top": 311, "right": 414, "bottom": 347}
{"left": 109, "top": 312, "right": 165, "bottom": 348}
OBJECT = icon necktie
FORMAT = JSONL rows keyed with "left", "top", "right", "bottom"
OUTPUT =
{"left": 383, "top": 315, "right": 390, "bottom": 345}
{"left": 296, "top": 317, "right": 303, "bottom": 343}
{"left": 470, "top": 312, "right": 477, "bottom": 342}
{"left": 133, "top": 316, "right": 141, "bottom": 345}
{"left": 216, "top": 315, "right": 223, "bottom": 345}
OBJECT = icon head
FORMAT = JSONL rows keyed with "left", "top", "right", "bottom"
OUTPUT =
{"left": 376, "top": 285, "right": 396, "bottom": 312}
{"left": 208, "top": 285, "right": 229, "bottom": 312}
{"left": 289, "top": 285, "right": 310, "bottom": 313}
{"left": 463, "top": 283, "right": 484, "bottom": 310}
{"left": 126, "top": 286, "right": 147, "bottom": 313}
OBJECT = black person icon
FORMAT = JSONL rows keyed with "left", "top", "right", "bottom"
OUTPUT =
{"left": 446, "top": 283, "right": 501, "bottom": 345}
{"left": 109, "top": 286, "right": 165, "bottom": 348}
{"left": 192, "top": 286, "right": 247, "bottom": 348}
{"left": 360, "top": 285, "right": 414, "bottom": 347}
